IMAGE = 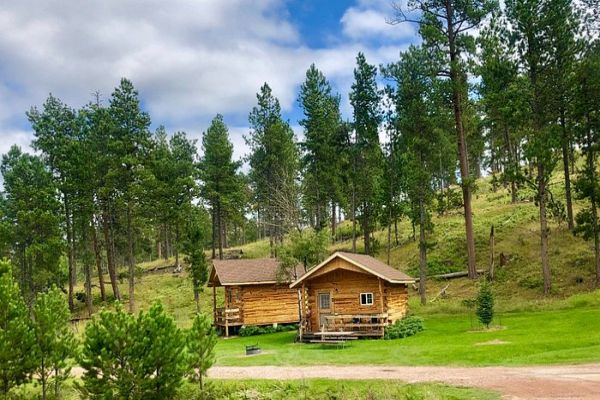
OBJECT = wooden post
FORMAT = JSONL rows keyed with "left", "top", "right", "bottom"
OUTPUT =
{"left": 300, "top": 282, "right": 305, "bottom": 342}
{"left": 378, "top": 278, "right": 385, "bottom": 338}
{"left": 224, "top": 287, "right": 229, "bottom": 337}
{"left": 212, "top": 285, "right": 217, "bottom": 325}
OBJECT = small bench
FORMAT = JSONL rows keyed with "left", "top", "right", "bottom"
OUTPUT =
{"left": 245, "top": 344, "right": 261, "bottom": 355}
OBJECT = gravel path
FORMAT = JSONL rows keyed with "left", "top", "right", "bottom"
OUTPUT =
{"left": 207, "top": 364, "right": 600, "bottom": 399}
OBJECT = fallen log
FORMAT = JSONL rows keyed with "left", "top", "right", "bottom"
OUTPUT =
{"left": 414, "top": 269, "right": 486, "bottom": 282}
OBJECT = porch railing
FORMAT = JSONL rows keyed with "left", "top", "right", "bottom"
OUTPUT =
{"left": 214, "top": 307, "right": 241, "bottom": 326}
{"left": 321, "top": 313, "right": 388, "bottom": 336}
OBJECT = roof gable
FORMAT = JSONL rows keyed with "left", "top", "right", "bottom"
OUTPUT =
{"left": 290, "top": 252, "right": 414, "bottom": 288}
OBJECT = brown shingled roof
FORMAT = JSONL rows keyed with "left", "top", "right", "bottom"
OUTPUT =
{"left": 208, "top": 258, "right": 302, "bottom": 286}
{"left": 290, "top": 251, "right": 414, "bottom": 288}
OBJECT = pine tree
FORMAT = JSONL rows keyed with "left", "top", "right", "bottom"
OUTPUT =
{"left": 350, "top": 52, "right": 383, "bottom": 255}
{"left": 186, "top": 313, "right": 217, "bottom": 395}
{"left": 78, "top": 302, "right": 186, "bottom": 399}
{"left": 572, "top": 41, "right": 600, "bottom": 284}
{"left": 32, "top": 286, "right": 78, "bottom": 400}
{"left": 247, "top": 84, "right": 300, "bottom": 254}
{"left": 298, "top": 64, "right": 343, "bottom": 233}
{"left": 0, "top": 260, "right": 37, "bottom": 397}
{"left": 476, "top": 280, "right": 495, "bottom": 328}
{"left": 107, "top": 78, "right": 153, "bottom": 312}
{"left": 0, "top": 146, "right": 63, "bottom": 301}
{"left": 182, "top": 207, "right": 211, "bottom": 311}
{"left": 199, "top": 115, "right": 242, "bottom": 260}
{"left": 390, "top": 0, "right": 497, "bottom": 278}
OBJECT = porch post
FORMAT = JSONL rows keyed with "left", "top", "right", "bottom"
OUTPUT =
{"left": 378, "top": 278, "right": 385, "bottom": 338}
{"left": 225, "top": 287, "right": 229, "bottom": 337}
{"left": 212, "top": 285, "right": 217, "bottom": 324}
{"left": 300, "top": 282, "right": 305, "bottom": 341}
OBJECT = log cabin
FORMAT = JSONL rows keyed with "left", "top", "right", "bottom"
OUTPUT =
{"left": 289, "top": 251, "right": 415, "bottom": 341}
{"left": 208, "top": 258, "right": 302, "bottom": 336}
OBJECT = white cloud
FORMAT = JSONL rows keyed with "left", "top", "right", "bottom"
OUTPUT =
{"left": 341, "top": 7, "right": 415, "bottom": 40}
{"left": 0, "top": 0, "right": 416, "bottom": 163}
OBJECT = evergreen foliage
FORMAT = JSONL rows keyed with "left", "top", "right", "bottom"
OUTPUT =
{"left": 78, "top": 302, "right": 186, "bottom": 399}
{"left": 384, "top": 316, "right": 424, "bottom": 339}
{"left": 476, "top": 280, "right": 495, "bottom": 328}
{"left": 186, "top": 313, "right": 218, "bottom": 394}
{"left": 0, "top": 261, "right": 37, "bottom": 397}
{"left": 32, "top": 286, "right": 78, "bottom": 400}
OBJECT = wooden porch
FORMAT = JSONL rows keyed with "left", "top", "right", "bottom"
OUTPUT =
{"left": 300, "top": 313, "right": 387, "bottom": 341}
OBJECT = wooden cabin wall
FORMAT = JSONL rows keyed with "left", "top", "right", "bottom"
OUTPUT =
{"left": 239, "top": 284, "right": 300, "bottom": 325}
{"left": 385, "top": 283, "right": 409, "bottom": 323}
{"left": 306, "top": 269, "right": 384, "bottom": 330}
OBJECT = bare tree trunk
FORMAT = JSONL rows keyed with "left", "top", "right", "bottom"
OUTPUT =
{"left": 126, "top": 203, "right": 136, "bottom": 313}
{"left": 331, "top": 201, "right": 336, "bottom": 242}
{"left": 217, "top": 201, "right": 223, "bottom": 260}
{"left": 102, "top": 209, "right": 120, "bottom": 301}
{"left": 211, "top": 207, "right": 216, "bottom": 259}
{"left": 92, "top": 221, "right": 106, "bottom": 302}
{"left": 394, "top": 218, "right": 399, "bottom": 245}
{"left": 352, "top": 188, "right": 357, "bottom": 253}
{"left": 538, "top": 165, "right": 551, "bottom": 295}
{"left": 419, "top": 198, "right": 427, "bottom": 305}
{"left": 64, "top": 200, "right": 75, "bottom": 311}
{"left": 560, "top": 111, "right": 574, "bottom": 230}
{"left": 363, "top": 202, "right": 370, "bottom": 255}
{"left": 83, "top": 222, "right": 93, "bottom": 317}
{"left": 446, "top": 1, "right": 476, "bottom": 279}
{"left": 175, "top": 223, "right": 180, "bottom": 270}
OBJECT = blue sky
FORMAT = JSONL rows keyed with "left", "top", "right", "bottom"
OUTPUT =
{"left": 0, "top": 0, "right": 419, "bottom": 162}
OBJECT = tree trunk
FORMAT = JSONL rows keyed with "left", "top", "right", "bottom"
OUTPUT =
{"left": 387, "top": 209, "right": 392, "bottom": 265}
{"left": 560, "top": 111, "right": 574, "bottom": 230}
{"left": 64, "top": 199, "right": 75, "bottom": 311}
{"left": 586, "top": 125, "right": 600, "bottom": 285}
{"left": 363, "top": 202, "right": 370, "bottom": 255}
{"left": 175, "top": 223, "right": 180, "bottom": 270}
{"left": 503, "top": 126, "right": 518, "bottom": 203}
{"left": 446, "top": 1, "right": 477, "bottom": 279}
{"left": 91, "top": 222, "right": 106, "bottom": 302}
{"left": 419, "top": 197, "right": 427, "bottom": 305}
{"left": 351, "top": 188, "right": 357, "bottom": 253}
{"left": 489, "top": 225, "right": 495, "bottom": 281}
{"left": 41, "top": 358, "right": 46, "bottom": 400}
{"left": 102, "top": 209, "right": 120, "bottom": 300}
{"left": 211, "top": 207, "right": 216, "bottom": 259}
{"left": 83, "top": 223, "right": 93, "bottom": 317}
{"left": 217, "top": 201, "right": 223, "bottom": 260}
{"left": 126, "top": 203, "right": 135, "bottom": 313}
{"left": 538, "top": 165, "right": 551, "bottom": 295}
{"left": 331, "top": 201, "right": 336, "bottom": 242}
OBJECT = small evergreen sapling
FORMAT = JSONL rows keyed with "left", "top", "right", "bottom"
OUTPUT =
{"left": 476, "top": 280, "right": 495, "bottom": 328}
{"left": 78, "top": 302, "right": 186, "bottom": 400}
{"left": 186, "top": 313, "right": 218, "bottom": 395}
{"left": 0, "top": 261, "right": 37, "bottom": 397}
{"left": 32, "top": 286, "right": 78, "bottom": 400}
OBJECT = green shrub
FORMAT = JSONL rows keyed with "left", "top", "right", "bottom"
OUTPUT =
{"left": 238, "top": 324, "right": 298, "bottom": 337}
{"left": 476, "top": 281, "right": 494, "bottom": 328}
{"left": 384, "top": 316, "right": 424, "bottom": 339}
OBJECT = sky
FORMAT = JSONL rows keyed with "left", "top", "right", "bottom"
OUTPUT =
{"left": 0, "top": 0, "right": 420, "bottom": 163}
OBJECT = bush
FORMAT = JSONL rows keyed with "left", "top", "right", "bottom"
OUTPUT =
{"left": 78, "top": 302, "right": 186, "bottom": 400}
{"left": 238, "top": 324, "right": 298, "bottom": 337}
{"left": 476, "top": 280, "right": 494, "bottom": 328}
{"left": 384, "top": 316, "right": 424, "bottom": 340}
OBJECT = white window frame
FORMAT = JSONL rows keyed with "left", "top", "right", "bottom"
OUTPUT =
{"left": 360, "top": 292, "right": 374, "bottom": 306}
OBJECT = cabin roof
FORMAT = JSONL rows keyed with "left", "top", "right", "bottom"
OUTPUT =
{"left": 290, "top": 251, "right": 415, "bottom": 288}
{"left": 208, "top": 258, "right": 302, "bottom": 287}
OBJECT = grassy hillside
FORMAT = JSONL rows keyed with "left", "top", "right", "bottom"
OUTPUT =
{"left": 73, "top": 168, "right": 598, "bottom": 324}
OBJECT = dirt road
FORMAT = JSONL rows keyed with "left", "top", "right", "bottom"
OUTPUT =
{"left": 208, "top": 364, "right": 600, "bottom": 399}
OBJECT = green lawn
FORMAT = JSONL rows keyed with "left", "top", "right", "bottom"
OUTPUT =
{"left": 215, "top": 306, "right": 600, "bottom": 367}
{"left": 19, "top": 379, "right": 499, "bottom": 400}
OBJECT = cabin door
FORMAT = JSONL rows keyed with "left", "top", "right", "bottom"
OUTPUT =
{"left": 317, "top": 292, "right": 331, "bottom": 330}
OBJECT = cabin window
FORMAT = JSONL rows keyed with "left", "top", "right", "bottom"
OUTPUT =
{"left": 318, "top": 293, "right": 331, "bottom": 309}
{"left": 360, "top": 293, "right": 374, "bottom": 306}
